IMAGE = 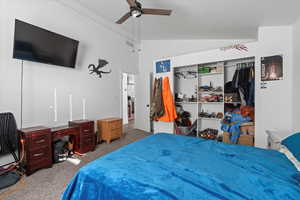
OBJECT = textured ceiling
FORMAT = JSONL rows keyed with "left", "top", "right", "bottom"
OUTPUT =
{"left": 75, "top": 0, "right": 300, "bottom": 39}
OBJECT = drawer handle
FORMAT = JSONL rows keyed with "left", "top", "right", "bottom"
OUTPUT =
{"left": 33, "top": 153, "right": 44, "bottom": 157}
{"left": 83, "top": 129, "right": 90, "bottom": 133}
{"left": 35, "top": 139, "right": 45, "bottom": 144}
{"left": 85, "top": 139, "right": 93, "bottom": 143}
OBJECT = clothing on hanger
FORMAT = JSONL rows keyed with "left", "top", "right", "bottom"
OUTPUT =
{"left": 156, "top": 77, "right": 177, "bottom": 122}
{"left": 231, "top": 62, "right": 255, "bottom": 106}
{"left": 150, "top": 77, "right": 165, "bottom": 120}
{"left": 247, "top": 79, "right": 255, "bottom": 106}
{"left": 239, "top": 88, "right": 247, "bottom": 105}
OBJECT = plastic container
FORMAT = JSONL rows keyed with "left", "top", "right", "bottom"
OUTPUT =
{"left": 175, "top": 126, "right": 190, "bottom": 135}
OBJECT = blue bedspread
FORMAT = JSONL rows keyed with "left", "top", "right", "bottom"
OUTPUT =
{"left": 62, "top": 134, "right": 300, "bottom": 200}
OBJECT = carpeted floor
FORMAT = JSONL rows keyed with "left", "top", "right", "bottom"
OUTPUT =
{"left": 0, "top": 127, "right": 150, "bottom": 200}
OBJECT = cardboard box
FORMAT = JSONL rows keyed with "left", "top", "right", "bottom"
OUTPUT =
{"left": 240, "top": 124, "right": 255, "bottom": 135}
{"left": 223, "top": 132, "right": 254, "bottom": 146}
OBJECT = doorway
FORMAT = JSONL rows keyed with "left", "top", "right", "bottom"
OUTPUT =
{"left": 122, "top": 73, "right": 136, "bottom": 130}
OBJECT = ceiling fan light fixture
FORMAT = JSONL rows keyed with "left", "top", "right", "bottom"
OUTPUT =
{"left": 116, "top": 0, "right": 172, "bottom": 24}
{"left": 131, "top": 8, "right": 142, "bottom": 18}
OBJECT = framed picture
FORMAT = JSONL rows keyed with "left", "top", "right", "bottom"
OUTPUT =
{"left": 156, "top": 60, "right": 171, "bottom": 73}
{"left": 261, "top": 55, "right": 283, "bottom": 81}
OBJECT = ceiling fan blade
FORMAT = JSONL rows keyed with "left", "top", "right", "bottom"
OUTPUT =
{"left": 116, "top": 12, "right": 131, "bottom": 24}
{"left": 127, "top": 0, "right": 137, "bottom": 7}
{"left": 142, "top": 8, "right": 172, "bottom": 16}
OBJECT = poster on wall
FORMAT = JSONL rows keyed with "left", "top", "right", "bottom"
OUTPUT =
{"left": 261, "top": 55, "right": 283, "bottom": 81}
{"left": 156, "top": 60, "right": 171, "bottom": 73}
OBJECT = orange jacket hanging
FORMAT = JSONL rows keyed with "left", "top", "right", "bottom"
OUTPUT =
{"left": 156, "top": 77, "right": 177, "bottom": 122}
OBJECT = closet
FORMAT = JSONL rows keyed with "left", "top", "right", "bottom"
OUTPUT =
{"left": 174, "top": 57, "right": 255, "bottom": 144}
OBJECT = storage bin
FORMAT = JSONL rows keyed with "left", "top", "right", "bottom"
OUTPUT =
{"left": 198, "top": 67, "right": 210, "bottom": 74}
{"left": 175, "top": 126, "right": 190, "bottom": 135}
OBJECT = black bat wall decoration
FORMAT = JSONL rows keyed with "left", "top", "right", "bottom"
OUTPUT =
{"left": 88, "top": 59, "right": 112, "bottom": 78}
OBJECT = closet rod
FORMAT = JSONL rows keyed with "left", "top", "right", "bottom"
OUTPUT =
{"left": 174, "top": 70, "right": 197, "bottom": 72}
{"left": 224, "top": 61, "right": 255, "bottom": 68}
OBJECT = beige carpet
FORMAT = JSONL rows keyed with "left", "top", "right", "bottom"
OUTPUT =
{"left": 0, "top": 128, "right": 150, "bottom": 200}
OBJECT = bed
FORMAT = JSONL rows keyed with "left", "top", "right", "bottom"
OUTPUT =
{"left": 62, "top": 133, "right": 300, "bottom": 200}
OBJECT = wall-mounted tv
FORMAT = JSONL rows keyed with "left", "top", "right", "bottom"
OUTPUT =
{"left": 13, "top": 19, "right": 79, "bottom": 68}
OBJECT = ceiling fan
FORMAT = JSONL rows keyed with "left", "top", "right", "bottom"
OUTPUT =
{"left": 116, "top": 0, "right": 172, "bottom": 24}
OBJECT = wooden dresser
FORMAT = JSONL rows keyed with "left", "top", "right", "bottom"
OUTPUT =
{"left": 19, "top": 126, "right": 52, "bottom": 175}
{"left": 97, "top": 118, "right": 123, "bottom": 144}
{"left": 69, "top": 120, "right": 96, "bottom": 154}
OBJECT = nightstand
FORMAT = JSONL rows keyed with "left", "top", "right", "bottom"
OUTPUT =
{"left": 97, "top": 118, "right": 123, "bottom": 144}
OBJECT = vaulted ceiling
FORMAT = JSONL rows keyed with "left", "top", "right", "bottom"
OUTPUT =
{"left": 74, "top": 0, "right": 300, "bottom": 40}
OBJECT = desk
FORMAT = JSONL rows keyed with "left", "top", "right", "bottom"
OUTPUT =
{"left": 19, "top": 120, "right": 95, "bottom": 175}
{"left": 51, "top": 125, "right": 79, "bottom": 140}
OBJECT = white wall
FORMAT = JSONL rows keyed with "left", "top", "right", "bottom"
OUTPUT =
{"left": 135, "top": 39, "right": 254, "bottom": 132}
{"left": 147, "top": 27, "right": 294, "bottom": 148}
{"left": 0, "top": 0, "right": 5, "bottom": 114}
{"left": 293, "top": 17, "right": 300, "bottom": 132}
{"left": 0, "top": 0, "right": 139, "bottom": 128}
{"left": 256, "top": 26, "right": 293, "bottom": 146}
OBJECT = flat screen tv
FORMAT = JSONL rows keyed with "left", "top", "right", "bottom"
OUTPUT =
{"left": 13, "top": 19, "right": 79, "bottom": 68}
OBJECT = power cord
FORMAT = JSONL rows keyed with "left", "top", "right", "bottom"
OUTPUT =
{"left": 0, "top": 138, "right": 25, "bottom": 176}
{"left": 0, "top": 139, "right": 26, "bottom": 198}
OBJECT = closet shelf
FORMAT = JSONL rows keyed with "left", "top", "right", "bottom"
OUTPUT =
{"left": 198, "top": 91, "right": 223, "bottom": 95}
{"left": 176, "top": 101, "right": 224, "bottom": 105}
{"left": 198, "top": 72, "right": 223, "bottom": 77}
{"left": 175, "top": 102, "right": 198, "bottom": 105}
{"left": 198, "top": 117, "right": 223, "bottom": 121}
{"left": 199, "top": 102, "right": 224, "bottom": 104}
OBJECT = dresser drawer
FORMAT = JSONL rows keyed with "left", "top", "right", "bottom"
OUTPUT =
{"left": 80, "top": 125, "right": 94, "bottom": 137}
{"left": 111, "top": 128, "right": 122, "bottom": 138}
{"left": 80, "top": 135, "right": 95, "bottom": 145}
{"left": 52, "top": 127, "right": 78, "bottom": 139}
{"left": 79, "top": 136, "right": 95, "bottom": 154}
{"left": 108, "top": 120, "right": 122, "bottom": 130}
{"left": 81, "top": 122, "right": 93, "bottom": 130}
{"left": 29, "top": 133, "right": 51, "bottom": 149}
{"left": 27, "top": 157, "right": 52, "bottom": 172}
{"left": 28, "top": 147, "right": 51, "bottom": 163}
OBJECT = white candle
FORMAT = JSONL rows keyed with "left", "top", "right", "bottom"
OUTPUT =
{"left": 82, "top": 98, "right": 86, "bottom": 120}
{"left": 54, "top": 88, "right": 57, "bottom": 122}
{"left": 69, "top": 94, "right": 73, "bottom": 121}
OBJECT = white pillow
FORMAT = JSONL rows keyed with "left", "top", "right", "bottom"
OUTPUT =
{"left": 279, "top": 145, "right": 300, "bottom": 172}
{"left": 266, "top": 130, "right": 283, "bottom": 150}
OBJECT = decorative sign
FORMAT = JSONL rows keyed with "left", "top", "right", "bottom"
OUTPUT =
{"left": 220, "top": 44, "right": 248, "bottom": 52}
{"left": 88, "top": 59, "right": 112, "bottom": 78}
{"left": 156, "top": 60, "right": 171, "bottom": 73}
{"left": 261, "top": 55, "right": 283, "bottom": 81}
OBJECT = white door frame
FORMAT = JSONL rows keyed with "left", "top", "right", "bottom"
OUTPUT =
{"left": 122, "top": 73, "right": 129, "bottom": 125}
{"left": 120, "top": 71, "right": 136, "bottom": 126}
